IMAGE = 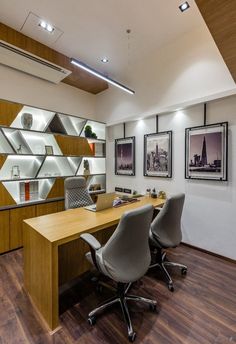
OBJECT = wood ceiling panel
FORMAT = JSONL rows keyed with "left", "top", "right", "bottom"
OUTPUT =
{"left": 0, "top": 23, "right": 108, "bottom": 94}
{"left": 195, "top": 0, "right": 236, "bottom": 82}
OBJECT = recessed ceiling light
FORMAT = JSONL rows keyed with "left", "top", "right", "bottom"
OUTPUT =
{"left": 39, "top": 20, "right": 54, "bottom": 33}
{"left": 179, "top": 2, "right": 190, "bottom": 12}
{"left": 101, "top": 57, "right": 109, "bottom": 63}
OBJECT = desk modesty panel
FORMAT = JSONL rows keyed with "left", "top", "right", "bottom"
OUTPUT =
{"left": 23, "top": 196, "right": 165, "bottom": 331}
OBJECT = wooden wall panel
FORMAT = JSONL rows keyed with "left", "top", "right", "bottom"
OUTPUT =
{"left": 0, "top": 210, "right": 10, "bottom": 253}
{"left": 55, "top": 136, "right": 93, "bottom": 156}
{"left": 0, "top": 99, "right": 23, "bottom": 126}
{"left": 0, "top": 23, "right": 108, "bottom": 94}
{"left": 36, "top": 202, "right": 59, "bottom": 217}
{"left": 195, "top": 0, "right": 236, "bottom": 82}
{"left": 10, "top": 205, "right": 36, "bottom": 250}
{"left": 47, "top": 178, "right": 65, "bottom": 199}
{"left": 0, "top": 183, "right": 16, "bottom": 207}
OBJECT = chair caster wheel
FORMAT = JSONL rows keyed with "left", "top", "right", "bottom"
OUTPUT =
{"left": 128, "top": 332, "right": 136, "bottom": 342}
{"left": 88, "top": 316, "right": 96, "bottom": 326}
{"left": 168, "top": 284, "right": 174, "bottom": 292}
{"left": 181, "top": 268, "right": 187, "bottom": 275}
{"left": 149, "top": 303, "right": 157, "bottom": 311}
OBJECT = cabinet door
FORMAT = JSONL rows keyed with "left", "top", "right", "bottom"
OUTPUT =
{"left": 0, "top": 210, "right": 10, "bottom": 253}
{"left": 57, "top": 200, "right": 65, "bottom": 212}
{"left": 10, "top": 206, "right": 36, "bottom": 250}
{"left": 36, "top": 202, "right": 58, "bottom": 216}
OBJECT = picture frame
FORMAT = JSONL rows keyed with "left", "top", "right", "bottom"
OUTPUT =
{"left": 185, "top": 122, "right": 228, "bottom": 181}
{"left": 115, "top": 136, "right": 135, "bottom": 176}
{"left": 144, "top": 131, "right": 172, "bottom": 178}
{"left": 45, "top": 145, "right": 54, "bottom": 155}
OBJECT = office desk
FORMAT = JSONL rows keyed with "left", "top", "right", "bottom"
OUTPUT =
{"left": 23, "top": 196, "right": 165, "bottom": 331}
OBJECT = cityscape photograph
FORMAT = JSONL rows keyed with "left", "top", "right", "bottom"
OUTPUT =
{"left": 189, "top": 132, "right": 222, "bottom": 173}
{"left": 116, "top": 138, "right": 135, "bottom": 175}
{"left": 145, "top": 135, "right": 170, "bottom": 175}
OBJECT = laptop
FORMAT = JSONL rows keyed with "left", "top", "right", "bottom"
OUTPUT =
{"left": 84, "top": 192, "right": 115, "bottom": 212}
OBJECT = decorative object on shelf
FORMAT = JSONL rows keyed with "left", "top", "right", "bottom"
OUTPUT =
{"left": 115, "top": 136, "right": 135, "bottom": 176}
{"left": 11, "top": 165, "right": 20, "bottom": 179}
{"left": 158, "top": 191, "right": 166, "bottom": 199}
{"left": 20, "top": 180, "right": 39, "bottom": 202}
{"left": 45, "top": 145, "right": 54, "bottom": 155}
{"left": 185, "top": 122, "right": 228, "bottom": 181}
{"left": 83, "top": 159, "right": 90, "bottom": 176}
{"left": 151, "top": 188, "right": 157, "bottom": 198}
{"left": 16, "top": 144, "right": 22, "bottom": 154}
{"left": 146, "top": 188, "right": 151, "bottom": 197}
{"left": 144, "top": 131, "right": 172, "bottom": 178}
{"left": 84, "top": 125, "right": 97, "bottom": 139}
{"left": 21, "top": 112, "right": 33, "bottom": 129}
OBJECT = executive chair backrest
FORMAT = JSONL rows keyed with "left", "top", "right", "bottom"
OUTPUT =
{"left": 100, "top": 204, "right": 154, "bottom": 282}
{"left": 151, "top": 193, "right": 185, "bottom": 247}
{"left": 64, "top": 176, "right": 93, "bottom": 210}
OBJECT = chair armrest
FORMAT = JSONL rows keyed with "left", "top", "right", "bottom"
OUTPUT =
{"left": 155, "top": 207, "right": 163, "bottom": 211}
{"left": 80, "top": 233, "right": 101, "bottom": 250}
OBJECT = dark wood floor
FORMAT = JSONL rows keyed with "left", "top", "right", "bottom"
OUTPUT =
{"left": 0, "top": 245, "right": 235, "bottom": 344}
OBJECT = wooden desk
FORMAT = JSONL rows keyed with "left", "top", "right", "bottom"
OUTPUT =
{"left": 23, "top": 196, "right": 165, "bottom": 331}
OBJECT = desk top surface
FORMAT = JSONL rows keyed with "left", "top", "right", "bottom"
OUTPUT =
{"left": 24, "top": 196, "right": 165, "bottom": 245}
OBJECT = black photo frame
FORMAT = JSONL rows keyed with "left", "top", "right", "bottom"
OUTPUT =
{"left": 144, "top": 131, "right": 172, "bottom": 178}
{"left": 115, "top": 136, "right": 135, "bottom": 176}
{"left": 185, "top": 122, "right": 228, "bottom": 181}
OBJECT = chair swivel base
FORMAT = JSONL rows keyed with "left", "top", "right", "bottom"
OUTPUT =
{"left": 150, "top": 251, "right": 187, "bottom": 292}
{"left": 88, "top": 282, "right": 157, "bottom": 342}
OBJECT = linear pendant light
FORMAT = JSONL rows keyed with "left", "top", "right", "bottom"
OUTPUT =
{"left": 70, "top": 58, "right": 135, "bottom": 95}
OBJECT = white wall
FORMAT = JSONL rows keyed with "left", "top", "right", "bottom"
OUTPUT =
{"left": 96, "top": 26, "right": 236, "bottom": 125}
{"left": 0, "top": 64, "right": 96, "bottom": 120}
{"left": 106, "top": 95, "right": 236, "bottom": 260}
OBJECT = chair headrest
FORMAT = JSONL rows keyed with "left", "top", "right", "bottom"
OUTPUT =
{"left": 65, "top": 177, "right": 86, "bottom": 190}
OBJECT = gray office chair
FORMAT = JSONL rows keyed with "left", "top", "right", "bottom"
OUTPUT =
{"left": 149, "top": 193, "right": 187, "bottom": 292}
{"left": 64, "top": 176, "right": 93, "bottom": 210}
{"left": 81, "top": 204, "right": 156, "bottom": 342}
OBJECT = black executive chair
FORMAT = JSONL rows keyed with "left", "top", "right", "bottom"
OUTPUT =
{"left": 149, "top": 193, "right": 187, "bottom": 291}
{"left": 81, "top": 204, "right": 157, "bottom": 342}
{"left": 64, "top": 176, "right": 93, "bottom": 210}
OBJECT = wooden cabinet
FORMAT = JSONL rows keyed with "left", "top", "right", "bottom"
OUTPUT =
{"left": 10, "top": 205, "right": 36, "bottom": 250}
{"left": 0, "top": 210, "right": 10, "bottom": 253}
{"left": 36, "top": 202, "right": 59, "bottom": 217}
{"left": 57, "top": 200, "right": 65, "bottom": 212}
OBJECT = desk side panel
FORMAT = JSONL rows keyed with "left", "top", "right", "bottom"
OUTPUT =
{"left": 23, "top": 222, "right": 58, "bottom": 330}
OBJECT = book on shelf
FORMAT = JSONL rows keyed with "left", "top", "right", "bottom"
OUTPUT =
{"left": 20, "top": 181, "right": 39, "bottom": 202}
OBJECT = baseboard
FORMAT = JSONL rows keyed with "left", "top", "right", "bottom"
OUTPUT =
{"left": 181, "top": 242, "right": 236, "bottom": 264}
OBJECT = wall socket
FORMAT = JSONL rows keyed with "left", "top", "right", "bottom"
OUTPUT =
{"left": 115, "top": 187, "right": 124, "bottom": 192}
{"left": 123, "top": 188, "right": 132, "bottom": 194}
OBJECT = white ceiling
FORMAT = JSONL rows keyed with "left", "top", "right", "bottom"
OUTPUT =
{"left": 0, "top": 0, "right": 205, "bottom": 82}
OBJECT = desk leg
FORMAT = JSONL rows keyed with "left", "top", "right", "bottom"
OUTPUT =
{"left": 23, "top": 223, "right": 59, "bottom": 331}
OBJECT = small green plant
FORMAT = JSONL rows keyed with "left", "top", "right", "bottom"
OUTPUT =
{"left": 84, "top": 125, "right": 97, "bottom": 139}
{"left": 84, "top": 125, "right": 92, "bottom": 138}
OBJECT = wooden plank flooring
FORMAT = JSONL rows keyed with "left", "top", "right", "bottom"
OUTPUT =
{"left": 0, "top": 245, "right": 235, "bottom": 343}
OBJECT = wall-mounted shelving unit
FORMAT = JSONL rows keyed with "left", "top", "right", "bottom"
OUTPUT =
{"left": 0, "top": 99, "right": 106, "bottom": 254}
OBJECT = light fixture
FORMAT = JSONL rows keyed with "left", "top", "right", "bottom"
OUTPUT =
{"left": 101, "top": 57, "right": 109, "bottom": 63}
{"left": 179, "top": 2, "right": 190, "bottom": 12}
{"left": 39, "top": 20, "right": 54, "bottom": 33}
{"left": 71, "top": 58, "right": 135, "bottom": 95}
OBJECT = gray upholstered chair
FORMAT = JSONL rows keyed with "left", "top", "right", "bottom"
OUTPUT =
{"left": 149, "top": 193, "right": 187, "bottom": 292}
{"left": 81, "top": 204, "right": 156, "bottom": 342}
{"left": 64, "top": 176, "right": 93, "bottom": 210}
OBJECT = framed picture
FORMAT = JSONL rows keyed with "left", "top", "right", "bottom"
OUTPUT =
{"left": 185, "top": 122, "right": 228, "bottom": 181}
{"left": 144, "top": 131, "right": 172, "bottom": 178}
{"left": 115, "top": 137, "right": 135, "bottom": 176}
{"left": 45, "top": 145, "right": 54, "bottom": 155}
